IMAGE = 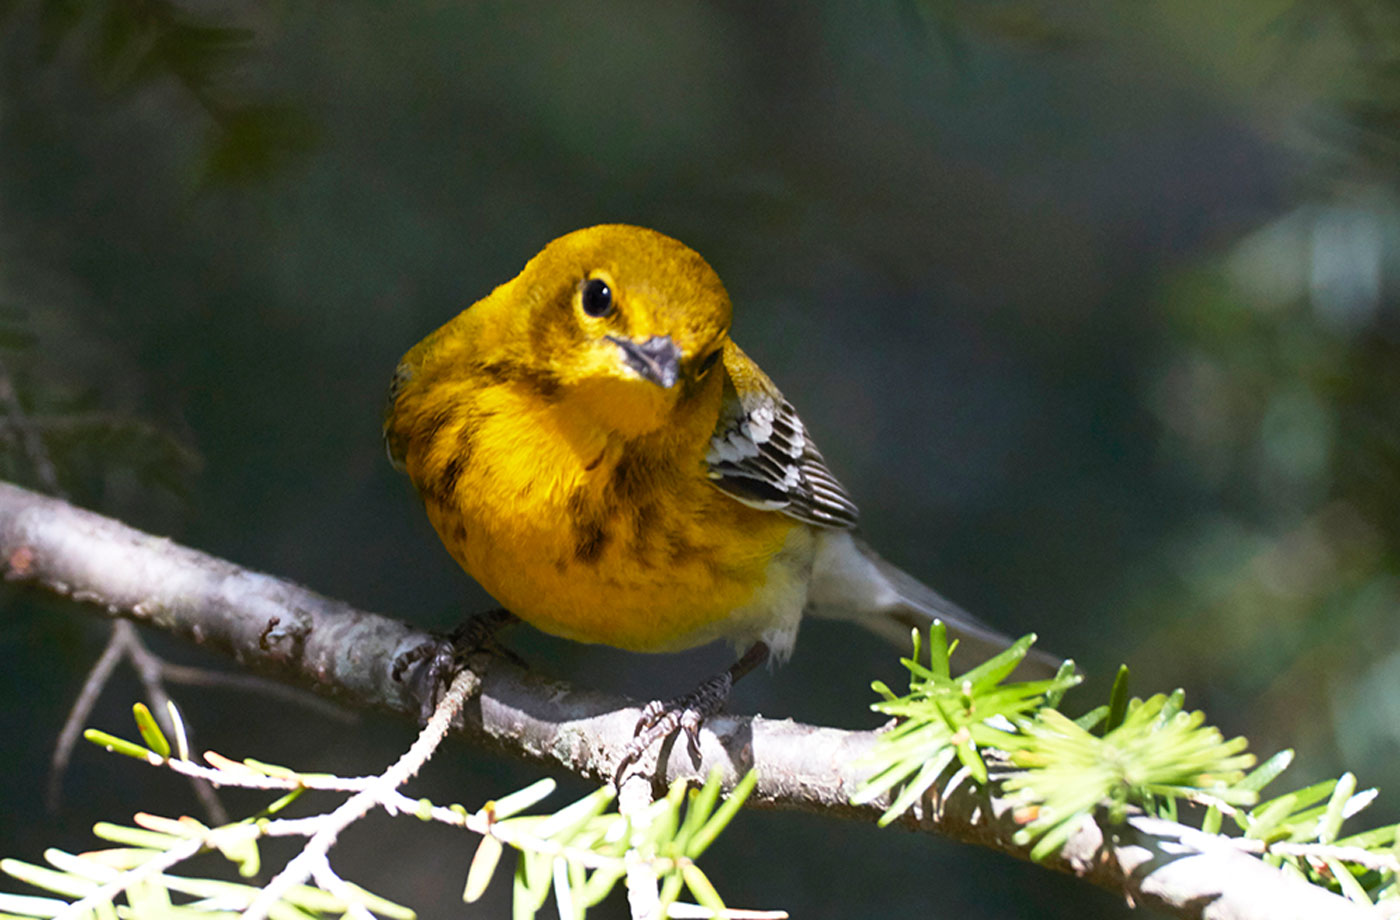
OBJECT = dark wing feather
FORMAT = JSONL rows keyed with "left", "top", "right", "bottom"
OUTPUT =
{"left": 705, "top": 376, "right": 859, "bottom": 529}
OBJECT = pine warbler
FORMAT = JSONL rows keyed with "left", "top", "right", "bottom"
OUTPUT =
{"left": 385, "top": 224, "right": 1054, "bottom": 758}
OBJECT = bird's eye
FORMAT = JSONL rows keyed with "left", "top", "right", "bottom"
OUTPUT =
{"left": 696, "top": 349, "right": 721, "bottom": 378}
{"left": 581, "top": 278, "right": 614, "bottom": 317}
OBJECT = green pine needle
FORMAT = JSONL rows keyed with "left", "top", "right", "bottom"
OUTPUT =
{"left": 1005, "top": 695, "right": 1256, "bottom": 859}
{"left": 854, "top": 622, "right": 1081, "bottom": 825}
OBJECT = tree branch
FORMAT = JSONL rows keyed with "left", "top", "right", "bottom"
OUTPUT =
{"left": 0, "top": 481, "right": 1380, "bottom": 920}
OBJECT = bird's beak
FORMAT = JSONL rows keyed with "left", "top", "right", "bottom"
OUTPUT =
{"left": 608, "top": 335, "right": 681, "bottom": 389}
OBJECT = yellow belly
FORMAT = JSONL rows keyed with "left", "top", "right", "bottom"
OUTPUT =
{"left": 416, "top": 386, "right": 804, "bottom": 652}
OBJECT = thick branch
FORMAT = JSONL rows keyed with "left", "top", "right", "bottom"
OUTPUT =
{"left": 0, "top": 481, "right": 1379, "bottom": 920}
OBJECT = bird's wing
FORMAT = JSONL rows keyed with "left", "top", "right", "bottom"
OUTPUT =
{"left": 704, "top": 344, "right": 859, "bottom": 529}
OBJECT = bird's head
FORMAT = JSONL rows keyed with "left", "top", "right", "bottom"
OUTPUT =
{"left": 502, "top": 224, "right": 733, "bottom": 436}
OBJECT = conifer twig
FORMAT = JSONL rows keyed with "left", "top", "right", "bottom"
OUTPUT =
{"left": 46, "top": 622, "right": 127, "bottom": 808}
{"left": 620, "top": 775, "right": 663, "bottom": 920}
{"left": 241, "top": 667, "right": 478, "bottom": 920}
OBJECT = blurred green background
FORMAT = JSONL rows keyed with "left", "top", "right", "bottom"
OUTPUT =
{"left": 4, "top": 0, "right": 1400, "bottom": 916}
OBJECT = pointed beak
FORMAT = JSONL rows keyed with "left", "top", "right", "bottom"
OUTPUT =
{"left": 608, "top": 335, "right": 681, "bottom": 389}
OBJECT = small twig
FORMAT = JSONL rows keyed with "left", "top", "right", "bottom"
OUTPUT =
{"left": 118, "top": 621, "right": 229, "bottom": 825}
{"left": 241, "top": 667, "right": 479, "bottom": 920}
{"left": 125, "top": 743, "right": 632, "bottom": 875}
{"left": 47, "top": 624, "right": 127, "bottom": 810}
{"left": 620, "top": 775, "right": 662, "bottom": 920}
{"left": 307, "top": 853, "right": 376, "bottom": 920}
{"left": 1163, "top": 817, "right": 1400, "bottom": 875}
{"left": 50, "top": 627, "right": 351, "bottom": 807}
{"left": 374, "top": 789, "right": 629, "bottom": 872}
{"left": 1271, "top": 842, "right": 1400, "bottom": 876}
{"left": 160, "top": 755, "right": 378, "bottom": 793}
{"left": 54, "top": 835, "right": 209, "bottom": 920}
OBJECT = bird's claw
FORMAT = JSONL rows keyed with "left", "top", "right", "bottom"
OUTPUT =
{"left": 616, "top": 671, "right": 734, "bottom": 779}
{"left": 392, "top": 637, "right": 459, "bottom": 723}
{"left": 391, "top": 609, "right": 518, "bottom": 723}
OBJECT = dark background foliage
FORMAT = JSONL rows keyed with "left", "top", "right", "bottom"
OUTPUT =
{"left": 4, "top": 1, "right": 1400, "bottom": 917}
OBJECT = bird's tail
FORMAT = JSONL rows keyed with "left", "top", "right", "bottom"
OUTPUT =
{"left": 805, "top": 531, "right": 1063, "bottom": 677}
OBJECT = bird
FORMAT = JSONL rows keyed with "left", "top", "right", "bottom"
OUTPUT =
{"left": 383, "top": 224, "right": 1057, "bottom": 766}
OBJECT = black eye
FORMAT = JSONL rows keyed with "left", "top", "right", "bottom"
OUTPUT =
{"left": 696, "top": 349, "right": 721, "bottom": 377}
{"left": 581, "top": 278, "right": 613, "bottom": 317}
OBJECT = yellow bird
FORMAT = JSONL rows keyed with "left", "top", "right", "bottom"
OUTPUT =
{"left": 385, "top": 224, "right": 1052, "bottom": 758}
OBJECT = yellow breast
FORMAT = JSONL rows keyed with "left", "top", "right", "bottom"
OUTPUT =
{"left": 406, "top": 379, "right": 803, "bottom": 652}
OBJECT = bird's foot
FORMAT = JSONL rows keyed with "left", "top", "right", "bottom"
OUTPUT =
{"left": 616, "top": 673, "right": 734, "bottom": 779}
{"left": 392, "top": 608, "right": 519, "bottom": 723}
{"left": 614, "top": 641, "right": 769, "bottom": 780}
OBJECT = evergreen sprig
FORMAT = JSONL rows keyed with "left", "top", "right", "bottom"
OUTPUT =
{"left": 1005, "top": 696, "right": 1255, "bottom": 859}
{"left": 0, "top": 706, "right": 761, "bottom": 920}
{"left": 855, "top": 622, "right": 1400, "bottom": 906}
{"left": 852, "top": 624, "right": 1081, "bottom": 825}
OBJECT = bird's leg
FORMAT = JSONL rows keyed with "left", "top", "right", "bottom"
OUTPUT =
{"left": 616, "top": 641, "right": 770, "bottom": 777}
{"left": 392, "top": 608, "right": 519, "bottom": 723}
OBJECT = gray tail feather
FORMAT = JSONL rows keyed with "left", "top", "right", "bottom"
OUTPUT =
{"left": 806, "top": 532, "right": 1063, "bottom": 678}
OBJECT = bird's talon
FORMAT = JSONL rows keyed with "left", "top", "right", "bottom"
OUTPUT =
{"left": 392, "top": 609, "right": 518, "bottom": 724}
{"left": 634, "top": 699, "right": 666, "bottom": 735}
{"left": 391, "top": 636, "right": 459, "bottom": 724}
{"left": 680, "top": 710, "right": 704, "bottom": 760}
{"left": 616, "top": 668, "right": 743, "bottom": 778}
